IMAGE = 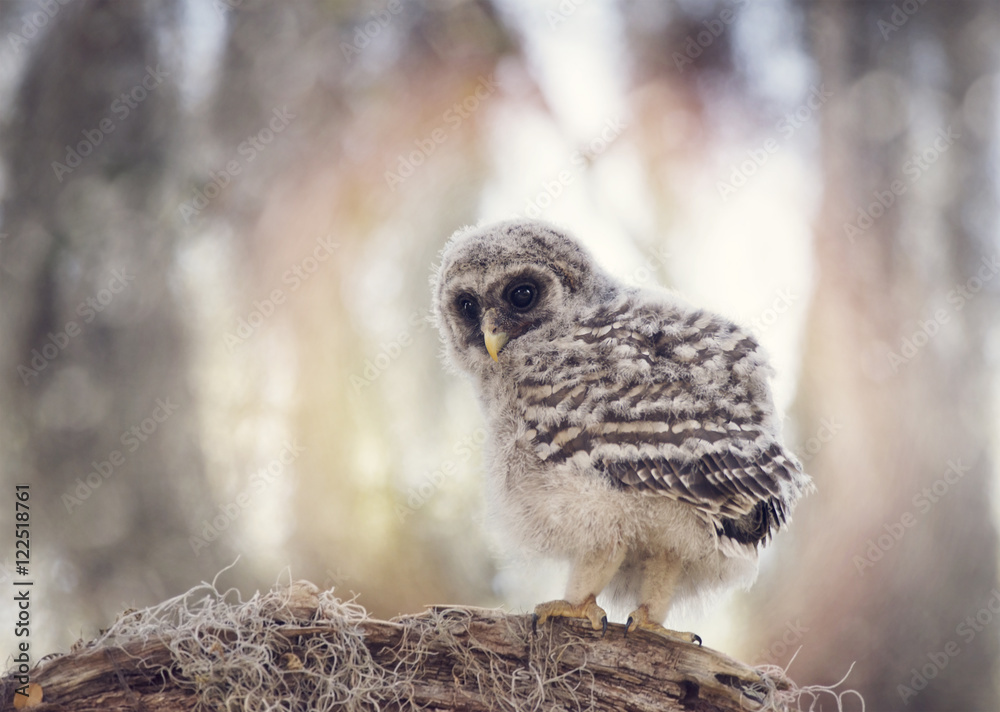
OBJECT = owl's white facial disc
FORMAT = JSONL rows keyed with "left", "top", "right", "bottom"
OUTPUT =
{"left": 432, "top": 219, "right": 615, "bottom": 378}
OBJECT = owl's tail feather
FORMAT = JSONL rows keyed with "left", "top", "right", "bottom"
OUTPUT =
{"left": 717, "top": 497, "right": 786, "bottom": 549}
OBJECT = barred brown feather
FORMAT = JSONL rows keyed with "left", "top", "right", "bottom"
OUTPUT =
{"left": 509, "top": 292, "right": 805, "bottom": 546}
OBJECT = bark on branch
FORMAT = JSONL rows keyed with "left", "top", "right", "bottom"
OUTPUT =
{"left": 1, "top": 580, "right": 795, "bottom": 712}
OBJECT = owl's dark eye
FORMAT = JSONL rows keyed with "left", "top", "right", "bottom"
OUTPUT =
{"left": 457, "top": 295, "right": 480, "bottom": 323}
{"left": 506, "top": 282, "right": 538, "bottom": 311}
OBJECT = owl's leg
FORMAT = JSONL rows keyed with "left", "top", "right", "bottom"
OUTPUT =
{"left": 624, "top": 552, "right": 702, "bottom": 645}
{"left": 532, "top": 547, "right": 626, "bottom": 635}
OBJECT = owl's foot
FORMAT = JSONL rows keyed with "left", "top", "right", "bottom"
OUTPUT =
{"left": 532, "top": 594, "right": 608, "bottom": 636}
{"left": 625, "top": 605, "right": 702, "bottom": 646}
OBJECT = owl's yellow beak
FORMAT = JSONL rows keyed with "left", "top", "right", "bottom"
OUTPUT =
{"left": 481, "top": 309, "right": 510, "bottom": 362}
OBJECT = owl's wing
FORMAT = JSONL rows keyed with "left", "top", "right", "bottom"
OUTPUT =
{"left": 600, "top": 442, "right": 800, "bottom": 546}
{"left": 519, "top": 296, "right": 810, "bottom": 547}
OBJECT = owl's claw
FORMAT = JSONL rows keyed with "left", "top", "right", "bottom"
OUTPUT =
{"left": 533, "top": 610, "right": 606, "bottom": 636}
{"left": 625, "top": 605, "right": 702, "bottom": 646}
{"left": 532, "top": 594, "right": 608, "bottom": 634}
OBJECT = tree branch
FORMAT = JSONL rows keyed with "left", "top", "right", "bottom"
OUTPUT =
{"left": 2, "top": 581, "right": 793, "bottom": 711}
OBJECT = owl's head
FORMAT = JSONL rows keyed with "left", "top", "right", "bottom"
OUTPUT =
{"left": 432, "top": 219, "right": 615, "bottom": 377}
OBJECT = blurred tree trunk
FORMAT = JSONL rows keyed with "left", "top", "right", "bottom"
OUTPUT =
{"left": 195, "top": 0, "right": 505, "bottom": 617}
{"left": 745, "top": 1, "right": 1000, "bottom": 708}
{"left": 0, "top": 1, "right": 234, "bottom": 640}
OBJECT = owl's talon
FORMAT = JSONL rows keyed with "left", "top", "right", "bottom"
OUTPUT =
{"left": 533, "top": 595, "right": 608, "bottom": 634}
{"left": 531, "top": 613, "right": 539, "bottom": 634}
{"left": 625, "top": 605, "right": 701, "bottom": 645}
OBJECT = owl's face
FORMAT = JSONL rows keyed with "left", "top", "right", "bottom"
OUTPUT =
{"left": 433, "top": 219, "right": 614, "bottom": 378}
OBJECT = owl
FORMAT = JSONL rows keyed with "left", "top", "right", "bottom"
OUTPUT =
{"left": 432, "top": 218, "right": 812, "bottom": 644}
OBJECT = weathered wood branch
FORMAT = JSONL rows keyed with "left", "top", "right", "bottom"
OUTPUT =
{"left": 1, "top": 581, "right": 793, "bottom": 711}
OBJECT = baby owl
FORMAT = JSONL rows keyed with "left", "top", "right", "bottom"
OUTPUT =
{"left": 432, "top": 218, "right": 812, "bottom": 644}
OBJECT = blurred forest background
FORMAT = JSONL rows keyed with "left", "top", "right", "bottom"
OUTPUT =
{"left": 0, "top": 0, "right": 998, "bottom": 709}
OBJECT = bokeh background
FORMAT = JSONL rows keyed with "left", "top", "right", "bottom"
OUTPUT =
{"left": 1, "top": 0, "right": 998, "bottom": 709}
